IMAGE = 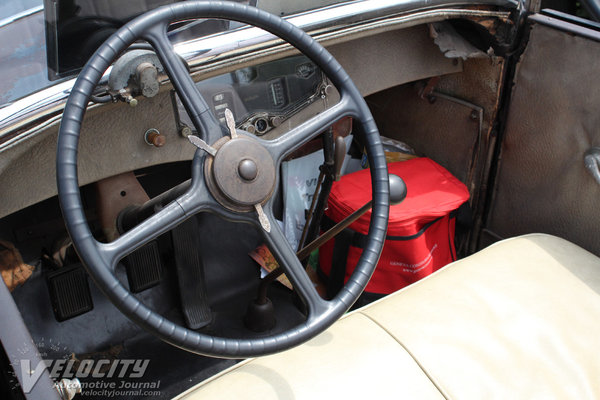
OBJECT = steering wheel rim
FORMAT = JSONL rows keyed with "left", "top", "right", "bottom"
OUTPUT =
{"left": 57, "top": 0, "right": 389, "bottom": 358}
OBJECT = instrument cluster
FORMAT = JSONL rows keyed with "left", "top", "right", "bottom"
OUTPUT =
{"left": 173, "top": 55, "right": 326, "bottom": 137}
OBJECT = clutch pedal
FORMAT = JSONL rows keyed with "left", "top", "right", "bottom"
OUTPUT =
{"left": 171, "top": 218, "right": 212, "bottom": 329}
{"left": 46, "top": 263, "right": 93, "bottom": 322}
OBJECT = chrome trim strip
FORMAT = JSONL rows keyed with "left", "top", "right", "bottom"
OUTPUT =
{"left": 181, "top": 8, "right": 510, "bottom": 79}
{"left": 0, "top": 5, "right": 43, "bottom": 29}
{"left": 0, "top": 0, "right": 516, "bottom": 139}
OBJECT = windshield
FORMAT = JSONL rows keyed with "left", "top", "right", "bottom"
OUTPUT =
{"left": 0, "top": 0, "right": 348, "bottom": 107}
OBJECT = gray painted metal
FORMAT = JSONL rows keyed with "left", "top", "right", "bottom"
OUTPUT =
{"left": 0, "top": 280, "right": 61, "bottom": 400}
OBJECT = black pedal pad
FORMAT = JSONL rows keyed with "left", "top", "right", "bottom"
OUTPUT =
{"left": 171, "top": 218, "right": 211, "bottom": 329}
{"left": 125, "top": 241, "right": 162, "bottom": 293}
{"left": 47, "top": 263, "right": 93, "bottom": 322}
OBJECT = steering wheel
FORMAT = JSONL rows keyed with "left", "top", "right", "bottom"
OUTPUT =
{"left": 57, "top": 1, "right": 389, "bottom": 358}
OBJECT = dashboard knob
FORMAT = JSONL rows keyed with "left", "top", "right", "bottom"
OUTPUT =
{"left": 270, "top": 116, "right": 283, "bottom": 127}
{"left": 144, "top": 128, "right": 166, "bottom": 147}
{"left": 321, "top": 84, "right": 334, "bottom": 99}
{"left": 245, "top": 124, "right": 256, "bottom": 135}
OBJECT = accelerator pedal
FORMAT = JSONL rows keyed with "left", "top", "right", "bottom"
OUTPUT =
{"left": 125, "top": 241, "right": 163, "bottom": 293}
{"left": 171, "top": 218, "right": 212, "bottom": 329}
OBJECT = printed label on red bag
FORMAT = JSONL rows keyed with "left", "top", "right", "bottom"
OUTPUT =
{"left": 391, "top": 244, "right": 438, "bottom": 274}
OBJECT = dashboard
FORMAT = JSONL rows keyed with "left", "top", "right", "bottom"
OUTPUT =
{"left": 0, "top": 24, "right": 460, "bottom": 221}
{"left": 173, "top": 55, "right": 326, "bottom": 136}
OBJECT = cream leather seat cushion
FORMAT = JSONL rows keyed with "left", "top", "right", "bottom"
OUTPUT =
{"left": 175, "top": 234, "right": 600, "bottom": 399}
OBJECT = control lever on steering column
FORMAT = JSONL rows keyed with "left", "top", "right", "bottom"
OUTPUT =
{"left": 297, "top": 129, "right": 340, "bottom": 252}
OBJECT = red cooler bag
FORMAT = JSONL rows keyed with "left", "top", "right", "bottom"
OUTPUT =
{"left": 319, "top": 157, "right": 470, "bottom": 295}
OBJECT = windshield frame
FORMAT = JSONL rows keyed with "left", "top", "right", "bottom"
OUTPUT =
{"left": 0, "top": 0, "right": 518, "bottom": 140}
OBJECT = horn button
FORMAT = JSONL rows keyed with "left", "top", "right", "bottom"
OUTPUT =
{"left": 205, "top": 137, "right": 276, "bottom": 211}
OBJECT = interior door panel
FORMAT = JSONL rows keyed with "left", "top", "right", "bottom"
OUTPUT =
{"left": 483, "top": 15, "right": 600, "bottom": 255}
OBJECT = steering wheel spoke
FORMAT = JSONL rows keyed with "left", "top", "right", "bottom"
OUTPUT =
{"left": 143, "top": 24, "right": 222, "bottom": 145}
{"left": 264, "top": 95, "right": 357, "bottom": 162}
{"left": 260, "top": 205, "right": 329, "bottom": 318}
{"left": 98, "top": 170, "right": 219, "bottom": 270}
{"left": 97, "top": 199, "right": 187, "bottom": 270}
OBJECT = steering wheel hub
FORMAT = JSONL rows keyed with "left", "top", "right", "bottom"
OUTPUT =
{"left": 205, "top": 137, "right": 275, "bottom": 210}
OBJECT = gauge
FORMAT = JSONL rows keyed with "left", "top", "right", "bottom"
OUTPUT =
{"left": 296, "top": 62, "right": 316, "bottom": 79}
{"left": 212, "top": 91, "right": 235, "bottom": 123}
{"left": 175, "top": 55, "right": 324, "bottom": 137}
{"left": 235, "top": 67, "right": 257, "bottom": 83}
{"left": 268, "top": 79, "right": 286, "bottom": 109}
{"left": 254, "top": 117, "right": 269, "bottom": 134}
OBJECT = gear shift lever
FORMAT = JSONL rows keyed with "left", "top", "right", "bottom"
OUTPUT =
{"left": 244, "top": 174, "right": 406, "bottom": 332}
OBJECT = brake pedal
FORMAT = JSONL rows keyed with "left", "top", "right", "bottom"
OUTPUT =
{"left": 171, "top": 218, "right": 211, "bottom": 329}
{"left": 125, "top": 241, "right": 162, "bottom": 293}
